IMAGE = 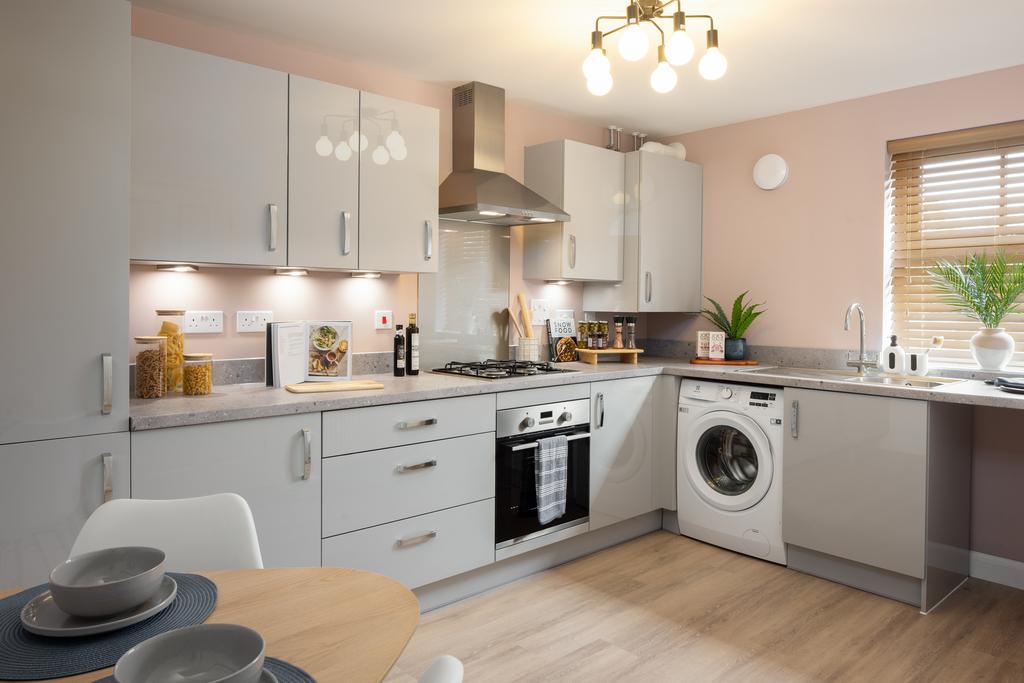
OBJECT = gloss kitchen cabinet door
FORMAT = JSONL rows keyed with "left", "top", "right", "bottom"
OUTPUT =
{"left": 132, "top": 415, "right": 322, "bottom": 568}
{"left": 288, "top": 75, "right": 360, "bottom": 269}
{"left": 524, "top": 140, "right": 625, "bottom": 281}
{"left": 358, "top": 90, "right": 439, "bottom": 273}
{"left": 0, "top": 0, "right": 130, "bottom": 444}
{"left": 131, "top": 38, "right": 288, "bottom": 266}
{"left": 589, "top": 376, "right": 657, "bottom": 531}
{"left": 0, "top": 433, "right": 130, "bottom": 591}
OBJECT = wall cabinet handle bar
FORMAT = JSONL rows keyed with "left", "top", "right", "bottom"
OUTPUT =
{"left": 268, "top": 203, "right": 279, "bottom": 252}
{"left": 341, "top": 211, "right": 352, "bottom": 256}
{"left": 569, "top": 234, "right": 576, "bottom": 269}
{"left": 510, "top": 432, "right": 590, "bottom": 452}
{"left": 397, "top": 418, "right": 438, "bottom": 430}
{"left": 397, "top": 459, "right": 438, "bottom": 472}
{"left": 101, "top": 353, "right": 112, "bottom": 415}
{"left": 395, "top": 530, "right": 437, "bottom": 548}
{"left": 424, "top": 220, "right": 433, "bottom": 261}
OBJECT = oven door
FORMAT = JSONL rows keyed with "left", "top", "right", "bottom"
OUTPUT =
{"left": 495, "top": 426, "right": 590, "bottom": 548}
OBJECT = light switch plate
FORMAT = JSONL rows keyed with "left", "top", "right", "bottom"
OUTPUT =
{"left": 184, "top": 310, "right": 224, "bottom": 334}
{"left": 530, "top": 299, "right": 552, "bottom": 325}
{"left": 374, "top": 310, "right": 393, "bottom": 330}
{"left": 236, "top": 310, "right": 273, "bottom": 333}
{"left": 555, "top": 309, "right": 575, "bottom": 320}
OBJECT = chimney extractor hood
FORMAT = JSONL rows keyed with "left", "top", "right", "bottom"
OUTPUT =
{"left": 439, "top": 82, "right": 570, "bottom": 226}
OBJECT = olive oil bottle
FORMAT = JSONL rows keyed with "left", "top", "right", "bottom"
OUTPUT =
{"left": 393, "top": 324, "right": 405, "bottom": 377}
{"left": 406, "top": 314, "right": 420, "bottom": 376}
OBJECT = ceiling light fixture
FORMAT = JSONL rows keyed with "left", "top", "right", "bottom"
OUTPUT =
{"left": 156, "top": 264, "right": 198, "bottom": 273}
{"left": 275, "top": 268, "right": 308, "bottom": 277}
{"left": 350, "top": 271, "right": 382, "bottom": 279}
{"left": 585, "top": 1, "right": 726, "bottom": 95}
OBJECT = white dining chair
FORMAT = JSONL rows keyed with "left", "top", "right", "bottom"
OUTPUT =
{"left": 70, "top": 493, "right": 263, "bottom": 572}
{"left": 419, "top": 655, "right": 464, "bottom": 683}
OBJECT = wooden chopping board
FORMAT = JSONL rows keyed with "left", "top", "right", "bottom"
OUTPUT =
{"left": 286, "top": 380, "right": 385, "bottom": 393}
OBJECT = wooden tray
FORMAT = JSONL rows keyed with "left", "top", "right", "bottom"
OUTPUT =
{"left": 576, "top": 348, "right": 644, "bottom": 365}
{"left": 286, "top": 380, "right": 385, "bottom": 393}
{"left": 689, "top": 358, "right": 759, "bottom": 366}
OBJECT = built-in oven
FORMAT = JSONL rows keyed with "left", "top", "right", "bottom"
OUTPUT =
{"left": 495, "top": 398, "right": 590, "bottom": 559}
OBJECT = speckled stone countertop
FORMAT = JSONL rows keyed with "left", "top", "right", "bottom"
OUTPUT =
{"left": 128, "top": 358, "right": 1024, "bottom": 430}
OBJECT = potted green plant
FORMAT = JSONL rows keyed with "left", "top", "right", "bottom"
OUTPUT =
{"left": 929, "top": 249, "right": 1024, "bottom": 371}
{"left": 702, "top": 292, "right": 765, "bottom": 360}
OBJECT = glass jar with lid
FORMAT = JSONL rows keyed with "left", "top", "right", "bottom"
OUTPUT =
{"left": 183, "top": 352, "right": 214, "bottom": 396}
{"left": 155, "top": 309, "right": 185, "bottom": 393}
{"left": 134, "top": 336, "right": 166, "bottom": 399}
{"left": 597, "top": 321, "right": 609, "bottom": 349}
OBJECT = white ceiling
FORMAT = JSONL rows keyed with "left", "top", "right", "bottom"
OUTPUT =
{"left": 134, "top": 0, "right": 1024, "bottom": 137}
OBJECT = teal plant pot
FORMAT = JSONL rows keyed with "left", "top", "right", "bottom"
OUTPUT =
{"left": 725, "top": 337, "right": 747, "bottom": 361}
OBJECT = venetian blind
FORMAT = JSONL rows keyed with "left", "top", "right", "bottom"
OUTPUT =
{"left": 888, "top": 121, "right": 1024, "bottom": 367}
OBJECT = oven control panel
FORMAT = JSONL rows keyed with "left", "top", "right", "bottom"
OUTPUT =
{"left": 496, "top": 398, "right": 591, "bottom": 438}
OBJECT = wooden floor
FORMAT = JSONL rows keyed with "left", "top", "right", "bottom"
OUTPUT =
{"left": 385, "top": 532, "right": 1024, "bottom": 682}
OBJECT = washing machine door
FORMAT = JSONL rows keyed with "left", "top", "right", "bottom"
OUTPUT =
{"left": 683, "top": 410, "right": 773, "bottom": 512}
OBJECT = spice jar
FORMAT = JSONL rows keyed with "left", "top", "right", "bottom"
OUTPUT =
{"left": 183, "top": 352, "right": 213, "bottom": 396}
{"left": 155, "top": 309, "right": 185, "bottom": 393}
{"left": 597, "top": 321, "right": 609, "bottom": 349}
{"left": 134, "top": 336, "right": 166, "bottom": 399}
{"left": 625, "top": 317, "right": 637, "bottom": 349}
{"left": 612, "top": 317, "right": 624, "bottom": 349}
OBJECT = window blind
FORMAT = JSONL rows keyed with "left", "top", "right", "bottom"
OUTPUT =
{"left": 888, "top": 121, "right": 1024, "bottom": 367}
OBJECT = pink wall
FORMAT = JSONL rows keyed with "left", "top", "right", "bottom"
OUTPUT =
{"left": 130, "top": 6, "right": 605, "bottom": 356}
{"left": 653, "top": 64, "right": 1024, "bottom": 352}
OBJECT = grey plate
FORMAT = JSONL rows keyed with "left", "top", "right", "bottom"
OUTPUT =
{"left": 20, "top": 575, "right": 177, "bottom": 638}
{"left": 260, "top": 670, "right": 279, "bottom": 683}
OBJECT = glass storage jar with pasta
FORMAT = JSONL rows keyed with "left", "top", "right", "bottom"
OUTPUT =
{"left": 155, "top": 309, "right": 185, "bottom": 392}
{"left": 134, "top": 336, "right": 166, "bottom": 399}
{"left": 182, "top": 352, "right": 213, "bottom": 396}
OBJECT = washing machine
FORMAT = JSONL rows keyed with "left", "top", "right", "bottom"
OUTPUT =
{"left": 676, "top": 379, "right": 786, "bottom": 564}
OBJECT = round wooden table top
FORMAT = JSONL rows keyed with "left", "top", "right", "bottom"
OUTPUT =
{"left": 0, "top": 567, "right": 420, "bottom": 683}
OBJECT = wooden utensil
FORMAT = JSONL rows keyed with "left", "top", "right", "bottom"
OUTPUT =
{"left": 507, "top": 308, "right": 525, "bottom": 339}
{"left": 516, "top": 293, "right": 533, "bottom": 338}
{"left": 285, "top": 380, "right": 385, "bottom": 393}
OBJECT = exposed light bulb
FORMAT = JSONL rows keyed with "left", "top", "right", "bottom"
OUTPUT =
{"left": 348, "top": 130, "right": 369, "bottom": 152}
{"left": 334, "top": 140, "right": 352, "bottom": 161}
{"left": 582, "top": 48, "right": 611, "bottom": 79}
{"left": 586, "top": 70, "right": 613, "bottom": 96}
{"left": 699, "top": 47, "right": 728, "bottom": 80}
{"left": 314, "top": 135, "right": 333, "bottom": 157}
{"left": 665, "top": 29, "right": 695, "bottom": 65}
{"left": 372, "top": 144, "right": 390, "bottom": 165}
{"left": 650, "top": 60, "right": 678, "bottom": 93}
{"left": 617, "top": 23, "right": 649, "bottom": 61}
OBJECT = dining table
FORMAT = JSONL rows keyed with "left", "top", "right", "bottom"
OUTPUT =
{"left": 0, "top": 567, "right": 420, "bottom": 683}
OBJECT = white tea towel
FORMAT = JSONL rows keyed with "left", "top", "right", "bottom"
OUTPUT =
{"left": 535, "top": 435, "right": 569, "bottom": 525}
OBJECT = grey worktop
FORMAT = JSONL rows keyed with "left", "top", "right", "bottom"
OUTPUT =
{"left": 128, "top": 358, "right": 1024, "bottom": 431}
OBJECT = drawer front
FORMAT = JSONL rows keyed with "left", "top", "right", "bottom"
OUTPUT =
{"left": 323, "top": 394, "right": 495, "bottom": 456}
{"left": 322, "top": 499, "right": 494, "bottom": 589}
{"left": 323, "top": 433, "right": 495, "bottom": 536}
{"left": 496, "top": 383, "right": 590, "bottom": 410}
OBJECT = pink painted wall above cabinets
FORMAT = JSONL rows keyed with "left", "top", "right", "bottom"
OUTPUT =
{"left": 652, "top": 63, "right": 1024, "bottom": 352}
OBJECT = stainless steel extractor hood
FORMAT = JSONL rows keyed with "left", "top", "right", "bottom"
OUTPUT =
{"left": 439, "top": 82, "right": 570, "bottom": 226}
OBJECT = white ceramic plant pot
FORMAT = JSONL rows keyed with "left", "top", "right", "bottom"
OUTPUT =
{"left": 970, "top": 327, "right": 1015, "bottom": 371}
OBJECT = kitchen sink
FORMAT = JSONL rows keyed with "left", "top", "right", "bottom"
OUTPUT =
{"left": 738, "top": 367, "right": 965, "bottom": 390}
{"left": 842, "top": 375, "right": 964, "bottom": 389}
{"left": 738, "top": 367, "right": 862, "bottom": 381}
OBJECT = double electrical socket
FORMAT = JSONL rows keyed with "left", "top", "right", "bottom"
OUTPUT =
{"left": 236, "top": 310, "right": 274, "bottom": 333}
{"left": 183, "top": 310, "right": 224, "bottom": 334}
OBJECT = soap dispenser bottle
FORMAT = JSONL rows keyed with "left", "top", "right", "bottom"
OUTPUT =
{"left": 881, "top": 335, "right": 906, "bottom": 375}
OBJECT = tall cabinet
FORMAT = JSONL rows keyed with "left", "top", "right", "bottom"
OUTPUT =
{"left": 584, "top": 150, "right": 702, "bottom": 312}
{"left": 0, "top": 0, "right": 131, "bottom": 589}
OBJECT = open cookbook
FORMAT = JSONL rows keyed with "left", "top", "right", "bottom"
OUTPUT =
{"left": 266, "top": 320, "right": 353, "bottom": 387}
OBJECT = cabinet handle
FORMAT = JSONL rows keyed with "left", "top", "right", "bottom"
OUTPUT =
{"left": 424, "top": 220, "right": 433, "bottom": 261}
{"left": 101, "top": 353, "right": 112, "bottom": 415}
{"left": 102, "top": 453, "right": 113, "bottom": 504}
{"left": 596, "top": 393, "right": 605, "bottom": 429}
{"left": 397, "top": 418, "right": 438, "bottom": 430}
{"left": 301, "top": 427, "right": 312, "bottom": 480}
{"left": 397, "top": 459, "right": 437, "bottom": 473}
{"left": 268, "top": 203, "right": 279, "bottom": 252}
{"left": 645, "top": 271, "right": 653, "bottom": 303}
{"left": 791, "top": 400, "right": 799, "bottom": 439}
{"left": 395, "top": 530, "right": 437, "bottom": 548}
{"left": 340, "top": 211, "right": 352, "bottom": 256}
{"left": 569, "top": 234, "right": 576, "bottom": 269}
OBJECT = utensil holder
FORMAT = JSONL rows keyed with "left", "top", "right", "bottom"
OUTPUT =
{"left": 516, "top": 338, "right": 540, "bottom": 362}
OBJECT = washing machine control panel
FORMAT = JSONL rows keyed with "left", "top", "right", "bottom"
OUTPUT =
{"left": 679, "top": 380, "right": 782, "bottom": 416}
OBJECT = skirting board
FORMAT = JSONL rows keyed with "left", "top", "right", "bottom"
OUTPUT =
{"left": 970, "top": 551, "right": 1024, "bottom": 590}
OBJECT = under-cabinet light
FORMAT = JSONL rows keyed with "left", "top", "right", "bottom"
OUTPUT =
{"left": 350, "top": 271, "right": 382, "bottom": 279}
{"left": 275, "top": 268, "right": 308, "bottom": 277}
{"left": 156, "top": 264, "right": 198, "bottom": 273}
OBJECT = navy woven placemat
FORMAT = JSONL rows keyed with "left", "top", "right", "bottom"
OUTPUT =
{"left": 92, "top": 656, "right": 316, "bottom": 682}
{"left": 0, "top": 573, "right": 216, "bottom": 681}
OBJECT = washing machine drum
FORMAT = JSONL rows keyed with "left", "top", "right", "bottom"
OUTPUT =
{"left": 684, "top": 411, "right": 774, "bottom": 512}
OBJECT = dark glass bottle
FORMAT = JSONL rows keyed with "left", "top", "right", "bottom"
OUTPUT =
{"left": 406, "top": 314, "right": 420, "bottom": 376}
{"left": 393, "top": 324, "right": 405, "bottom": 377}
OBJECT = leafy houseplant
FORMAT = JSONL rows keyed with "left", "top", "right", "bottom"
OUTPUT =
{"left": 702, "top": 292, "right": 766, "bottom": 360}
{"left": 929, "top": 249, "right": 1024, "bottom": 371}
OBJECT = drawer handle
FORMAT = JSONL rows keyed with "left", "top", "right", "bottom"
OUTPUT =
{"left": 301, "top": 428, "right": 312, "bottom": 481}
{"left": 397, "top": 418, "right": 438, "bottom": 430}
{"left": 101, "top": 453, "right": 113, "bottom": 504}
{"left": 395, "top": 530, "right": 437, "bottom": 548}
{"left": 397, "top": 459, "right": 437, "bottom": 473}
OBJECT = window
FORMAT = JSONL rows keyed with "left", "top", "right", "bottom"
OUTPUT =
{"left": 888, "top": 121, "right": 1024, "bottom": 367}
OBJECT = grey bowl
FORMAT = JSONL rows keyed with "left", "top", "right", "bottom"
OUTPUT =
{"left": 49, "top": 546, "right": 166, "bottom": 618}
{"left": 114, "top": 624, "right": 266, "bottom": 683}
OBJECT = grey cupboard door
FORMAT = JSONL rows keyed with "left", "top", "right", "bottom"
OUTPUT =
{"left": 358, "top": 91, "right": 439, "bottom": 273}
{"left": 287, "top": 75, "right": 360, "bottom": 269}
{"left": 0, "top": 0, "right": 130, "bottom": 444}
{"left": 131, "top": 415, "right": 321, "bottom": 568}
{"left": 131, "top": 38, "right": 288, "bottom": 266}
{"left": 589, "top": 377, "right": 657, "bottom": 531}
{"left": 562, "top": 141, "right": 625, "bottom": 281}
{"left": 0, "top": 433, "right": 130, "bottom": 590}
{"left": 783, "top": 388, "right": 927, "bottom": 578}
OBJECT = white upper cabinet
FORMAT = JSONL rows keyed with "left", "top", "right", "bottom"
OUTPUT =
{"left": 131, "top": 38, "right": 288, "bottom": 266}
{"left": 584, "top": 150, "right": 702, "bottom": 312}
{"left": 288, "top": 75, "right": 360, "bottom": 270}
{"left": 524, "top": 140, "right": 625, "bottom": 281}
{"left": 358, "top": 90, "right": 439, "bottom": 273}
